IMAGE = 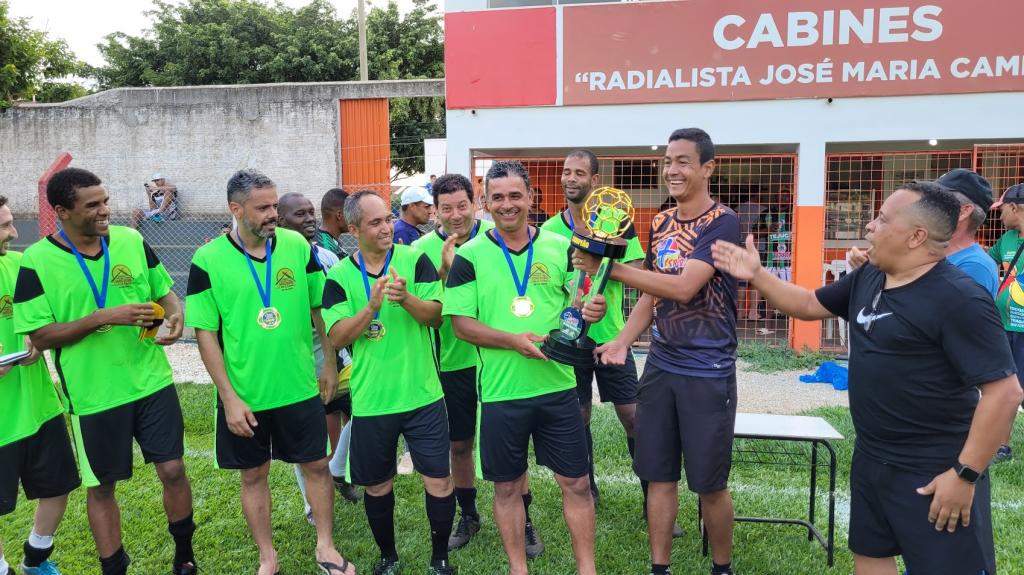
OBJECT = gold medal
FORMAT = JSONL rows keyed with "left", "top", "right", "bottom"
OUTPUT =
{"left": 511, "top": 296, "right": 535, "bottom": 318}
{"left": 257, "top": 306, "right": 282, "bottom": 330}
{"left": 364, "top": 319, "right": 386, "bottom": 341}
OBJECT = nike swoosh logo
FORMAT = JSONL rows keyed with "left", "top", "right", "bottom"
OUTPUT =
{"left": 856, "top": 307, "right": 894, "bottom": 325}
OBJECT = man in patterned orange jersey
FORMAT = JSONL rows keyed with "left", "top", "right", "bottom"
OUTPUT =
{"left": 575, "top": 128, "right": 740, "bottom": 575}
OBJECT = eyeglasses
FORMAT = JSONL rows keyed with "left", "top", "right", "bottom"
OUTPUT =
{"left": 864, "top": 289, "right": 883, "bottom": 334}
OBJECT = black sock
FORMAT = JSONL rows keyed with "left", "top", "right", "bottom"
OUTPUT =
{"left": 364, "top": 491, "right": 398, "bottom": 561}
{"left": 586, "top": 426, "right": 597, "bottom": 494}
{"left": 23, "top": 539, "right": 55, "bottom": 567}
{"left": 100, "top": 546, "right": 131, "bottom": 575}
{"left": 522, "top": 491, "right": 533, "bottom": 524}
{"left": 651, "top": 564, "right": 671, "bottom": 574}
{"left": 712, "top": 561, "right": 732, "bottom": 574}
{"left": 425, "top": 491, "right": 456, "bottom": 564}
{"left": 168, "top": 513, "right": 197, "bottom": 568}
{"left": 454, "top": 487, "right": 479, "bottom": 519}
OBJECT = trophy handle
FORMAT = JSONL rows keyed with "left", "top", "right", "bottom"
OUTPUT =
{"left": 576, "top": 256, "right": 614, "bottom": 342}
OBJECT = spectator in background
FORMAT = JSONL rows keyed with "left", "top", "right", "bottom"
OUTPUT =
{"left": 426, "top": 175, "right": 437, "bottom": 193}
{"left": 317, "top": 188, "right": 350, "bottom": 259}
{"left": 473, "top": 177, "right": 492, "bottom": 222}
{"left": 527, "top": 187, "right": 549, "bottom": 226}
{"left": 395, "top": 187, "right": 433, "bottom": 245}
{"left": 131, "top": 173, "right": 179, "bottom": 229}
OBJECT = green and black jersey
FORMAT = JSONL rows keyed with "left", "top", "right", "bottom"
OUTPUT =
{"left": 443, "top": 227, "right": 576, "bottom": 402}
{"left": 412, "top": 219, "right": 495, "bottom": 372}
{"left": 540, "top": 211, "right": 645, "bottom": 344}
{"left": 321, "top": 244, "right": 444, "bottom": 417}
{"left": 1, "top": 251, "right": 63, "bottom": 446}
{"left": 186, "top": 228, "right": 324, "bottom": 411}
{"left": 14, "top": 226, "right": 174, "bottom": 416}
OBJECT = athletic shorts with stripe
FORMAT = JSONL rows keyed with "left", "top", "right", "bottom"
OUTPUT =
{"left": 0, "top": 415, "right": 80, "bottom": 515}
{"left": 71, "top": 384, "right": 185, "bottom": 487}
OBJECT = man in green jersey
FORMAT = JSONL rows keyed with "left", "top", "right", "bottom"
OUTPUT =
{"left": 413, "top": 173, "right": 517, "bottom": 553}
{"left": 278, "top": 192, "right": 360, "bottom": 520}
{"left": 444, "top": 161, "right": 606, "bottom": 575}
{"left": 989, "top": 183, "right": 1024, "bottom": 461}
{"left": 323, "top": 190, "right": 455, "bottom": 575}
{"left": 1, "top": 194, "right": 80, "bottom": 575}
{"left": 540, "top": 150, "right": 657, "bottom": 517}
{"left": 187, "top": 170, "right": 353, "bottom": 575}
{"left": 14, "top": 168, "right": 196, "bottom": 575}
{"left": 316, "top": 188, "right": 350, "bottom": 260}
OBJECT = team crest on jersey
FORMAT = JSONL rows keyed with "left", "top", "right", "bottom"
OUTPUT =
{"left": 0, "top": 295, "right": 12, "bottom": 319}
{"left": 655, "top": 237, "right": 687, "bottom": 272}
{"left": 276, "top": 268, "right": 296, "bottom": 290}
{"left": 529, "top": 263, "right": 550, "bottom": 285}
{"left": 111, "top": 265, "right": 134, "bottom": 287}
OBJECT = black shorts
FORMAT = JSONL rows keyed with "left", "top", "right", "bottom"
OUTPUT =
{"left": 349, "top": 399, "right": 450, "bottom": 486}
{"left": 1006, "top": 331, "right": 1024, "bottom": 408}
{"left": 216, "top": 395, "right": 328, "bottom": 470}
{"left": 575, "top": 349, "right": 639, "bottom": 406}
{"left": 848, "top": 450, "right": 995, "bottom": 574}
{"left": 71, "top": 385, "right": 185, "bottom": 487}
{"left": 0, "top": 415, "right": 80, "bottom": 515}
{"left": 324, "top": 392, "right": 352, "bottom": 418}
{"left": 441, "top": 367, "right": 478, "bottom": 442}
{"left": 633, "top": 365, "right": 736, "bottom": 493}
{"left": 480, "top": 389, "right": 588, "bottom": 483}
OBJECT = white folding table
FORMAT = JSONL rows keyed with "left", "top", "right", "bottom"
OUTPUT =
{"left": 698, "top": 413, "right": 845, "bottom": 567}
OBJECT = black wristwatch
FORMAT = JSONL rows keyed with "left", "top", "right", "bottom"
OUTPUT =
{"left": 954, "top": 462, "right": 981, "bottom": 484}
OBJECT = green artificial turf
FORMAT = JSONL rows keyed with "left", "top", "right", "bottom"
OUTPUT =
{"left": 2, "top": 385, "right": 1022, "bottom": 574}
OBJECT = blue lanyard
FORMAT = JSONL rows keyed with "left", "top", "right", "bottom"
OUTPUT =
{"left": 358, "top": 248, "right": 393, "bottom": 320}
{"left": 566, "top": 209, "right": 575, "bottom": 232}
{"left": 59, "top": 229, "right": 109, "bottom": 309}
{"left": 493, "top": 228, "right": 534, "bottom": 297}
{"left": 237, "top": 231, "right": 272, "bottom": 307}
{"left": 439, "top": 220, "right": 481, "bottom": 241}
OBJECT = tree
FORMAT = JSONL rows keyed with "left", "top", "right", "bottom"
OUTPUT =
{"left": 92, "top": 0, "right": 445, "bottom": 177}
{"left": 0, "top": 0, "right": 87, "bottom": 109}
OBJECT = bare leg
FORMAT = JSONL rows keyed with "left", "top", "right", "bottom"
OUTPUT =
{"left": 86, "top": 484, "right": 123, "bottom": 558}
{"left": 555, "top": 473, "right": 596, "bottom": 575}
{"left": 451, "top": 439, "right": 475, "bottom": 490}
{"left": 647, "top": 481, "right": 677, "bottom": 565}
{"left": 854, "top": 554, "right": 899, "bottom": 575}
{"left": 613, "top": 403, "right": 636, "bottom": 438}
{"left": 154, "top": 459, "right": 193, "bottom": 522}
{"left": 701, "top": 488, "right": 734, "bottom": 566}
{"left": 494, "top": 474, "right": 528, "bottom": 575}
{"left": 240, "top": 463, "right": 278, "bottom": 575}
{"left": 299, "top": 457, "right": 352, "bottom": 573}
{"left": 33, "top": 494, "right": 70, "bottom": 536}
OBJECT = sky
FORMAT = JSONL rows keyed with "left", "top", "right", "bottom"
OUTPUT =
{"left": 7, "top": 0, "right": 423, "bottom": 67}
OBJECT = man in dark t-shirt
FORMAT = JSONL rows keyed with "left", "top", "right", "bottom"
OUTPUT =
{"left": 712, "top": 181, "right": 1023, "bottom": 575}
{"left": 576, "top": 128, "right": 739, "bottom": 575}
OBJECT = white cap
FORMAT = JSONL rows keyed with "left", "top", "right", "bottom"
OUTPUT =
{"left": 401, "top": 187, "right": 433, "bottom": 206}
{"left": 151, "top": 173, "right": 164, "bottom": 181}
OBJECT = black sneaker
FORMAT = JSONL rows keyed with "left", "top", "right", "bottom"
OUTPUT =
{"left": 373, "top": 557, "right": 402, "bottom": 575}
{"left": 524, "top": 521, "right": 544, "bottom": 559}
{"left": 992, "top": 444, "right": 1013, "bottom": 465}
{"left": 333, "top": 475, "right": 362, "bottom": 503}
{"left": 447, "top": 514, "right": 481, "bottom": 551}
{"left": 426, "top": 559, "right": 457, "bottom": 574}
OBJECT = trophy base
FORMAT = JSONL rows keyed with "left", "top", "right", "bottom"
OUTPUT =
{"left": 541, "top": 329, "right": 597, "bottom": 367}
{"left": 571, "top": 231, "right": 628, "bottom": 259}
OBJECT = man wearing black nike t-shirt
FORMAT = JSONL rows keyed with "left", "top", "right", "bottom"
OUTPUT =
{"left": 712, "top": 181, "right": 1023, "bottom": 575}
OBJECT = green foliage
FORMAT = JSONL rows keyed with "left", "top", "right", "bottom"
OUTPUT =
{"left": 0, "top": 0, "right": 87, "bottom": 109}
{"left": 91, "top": 0, "right": 445, "bottom": 176}
{"left": 737, "top": 341, "right": 836, "bottom": 373}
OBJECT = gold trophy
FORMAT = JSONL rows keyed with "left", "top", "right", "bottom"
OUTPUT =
{"left": 542, "top": 187, "right": 634, "bottom": 366}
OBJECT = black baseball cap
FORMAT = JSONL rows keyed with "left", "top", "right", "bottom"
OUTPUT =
{"left": 992, "top": 183, "right": 1024, "bottom": 209}
{"left": 936, "top": 169, "right": 994, "bottom": 212}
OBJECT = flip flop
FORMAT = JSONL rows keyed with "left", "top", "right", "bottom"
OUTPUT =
{"left": 318, "top": 558, "right": 351, "bottom": 575}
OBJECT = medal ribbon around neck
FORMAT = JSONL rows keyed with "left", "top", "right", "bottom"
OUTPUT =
{"left": 237, "top": 230, "right": 273, "bottom": 309}
{"left": 494, "top": 227, "right": 534, "bottom": 301}
{"left": 59, "top": 228, "right": 110, "bottom": 311}
{"left": 439, "top": 220, "right": 481, "bottom": 242}
{"left": 358, "top": 248, "right": 393, "bottom": 320}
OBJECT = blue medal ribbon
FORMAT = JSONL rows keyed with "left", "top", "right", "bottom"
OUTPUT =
{"left": 59, "top": 229, "right": 110, "bottom": 310}
{"left": 237, "top": 230, "right": 272, "bottom": 308}
{"left": 439, "top": 220, "right": 481, "bottom": 242}
{"left": 358, "top": 248, "right": 393, "bottom": 320}
{"left": 493, "top": 227, "right": 534, "bottom": 298}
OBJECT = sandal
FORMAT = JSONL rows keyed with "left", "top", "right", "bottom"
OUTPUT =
{"left": 318, "top": 558, "right": 351, "bottom": 575}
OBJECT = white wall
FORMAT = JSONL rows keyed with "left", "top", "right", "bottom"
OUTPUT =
{"left": 446, "top": 92, "right": 1024, "bottom": 206}
{"left": 424, "top": 138, "right": 448, "bottom": 178}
